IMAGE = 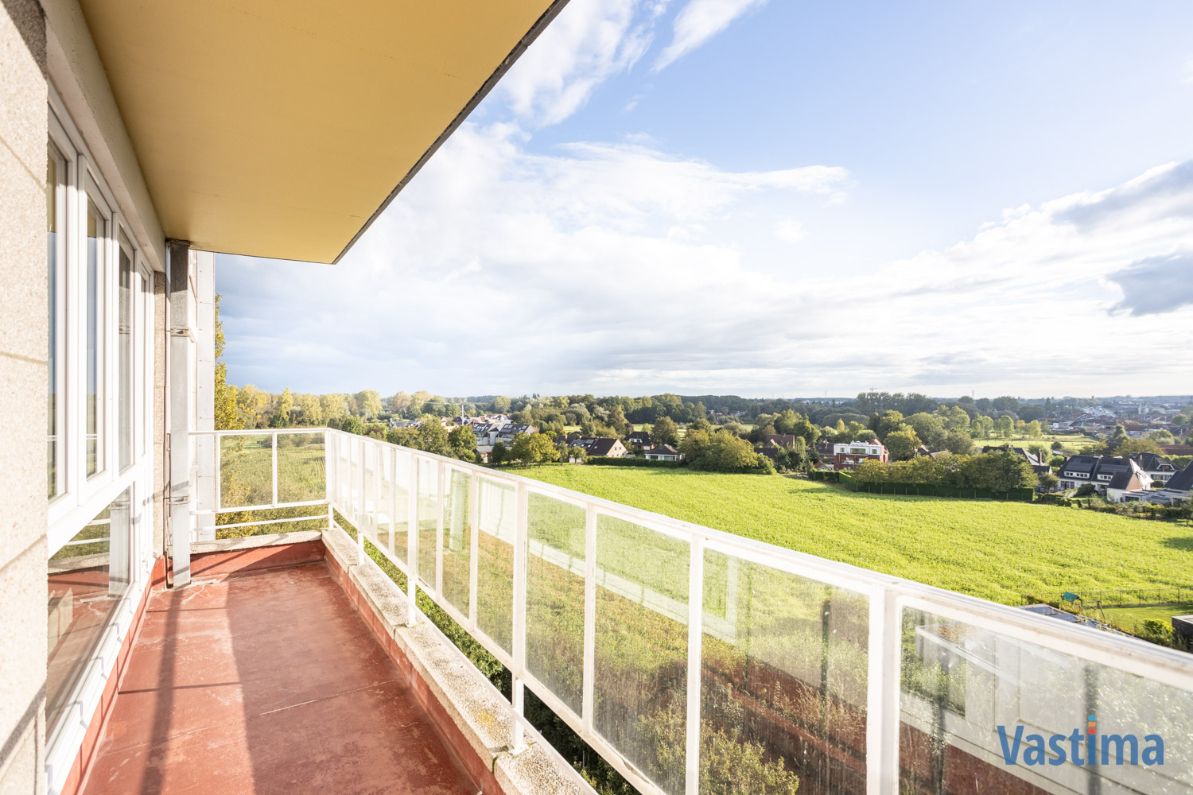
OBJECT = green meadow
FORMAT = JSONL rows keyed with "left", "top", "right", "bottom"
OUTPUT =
{"left": 520, "top": 466, "right": 1193, "bottom": 606}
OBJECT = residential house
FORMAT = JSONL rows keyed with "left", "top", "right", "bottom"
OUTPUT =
{"left": 626, "top": 430, "right": 651, "bottom": 448}
{"left": 832, "top": 441, "right": 888, "bottom": 470}
{"left": 1057, "top": 455, "right": 1151, "bottom": 494}
{"left": 644, "top": 444, "right": 682, "bottom": 462}
{"left": 1121, "top": 463, "right": 1193, "bottom": 505}
{"left": 1105, "top": 460, "right": 1153, "bottom": 503}
{"left": 582, "top": 438, "right": 627, "bottom": 458}
{"left": 982, "top": 445, "right": 1050, "bottom": 474}
{"left": 1130, "top": 452, "right": 1179, "bottom": 485}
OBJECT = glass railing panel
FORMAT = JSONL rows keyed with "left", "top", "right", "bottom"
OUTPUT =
{"left": 375, "top": 445, "right": 395, "bottom": 552}
{"left": 276, "top": 432, "right": 325, "bottom": 503}
{"left": 392, "top": 449, "right": 412, "bottom": 563}
{"left": 594, "top": 513, "right": 690, "bottom": 794}
{"left": 442, "top": 468, "right": 472, "bottom": 616}
{"left": 219, "top": 433, "right": 271, "bottom": 508}
{"left": 899, "top": 608, "right": 1193, "bottom": 793}
{"left": 700, "top": 549, "right": 869, "bottom": 793}
{"left": 417, "top": 458, "right": 439, "bottom": 590}
{"left": 476, "top": 477, "right": 516, "bottom": 653}
{"left": 526, "top": 492, "right": 586, "bottom": 714}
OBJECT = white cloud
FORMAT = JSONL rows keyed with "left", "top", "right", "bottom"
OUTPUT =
{"left": 654, "top": 0, "right": 768, "bottom": 71}
{"left": 220, "top": 154, "right": 1193, "bottom": 398}
{"left": 498, "top": 0, "right": 659, "bottom": 126}
{"left": 773, "top": 219, "right": 804, "bottom": 243}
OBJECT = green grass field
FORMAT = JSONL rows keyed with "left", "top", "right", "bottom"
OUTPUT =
{"left": 1099, "top": 603, "right": 1193, "bottom": 634}
{"left": 519, "top": 466, "right": 1193, "bottom": 606}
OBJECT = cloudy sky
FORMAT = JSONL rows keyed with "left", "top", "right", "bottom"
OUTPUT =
{"left": 219, "top": 0, "right": 1193, "bottom": 399}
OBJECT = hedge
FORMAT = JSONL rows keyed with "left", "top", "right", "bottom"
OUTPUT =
{"left": 587, "top": 456, "right": 685, "bottom": 468}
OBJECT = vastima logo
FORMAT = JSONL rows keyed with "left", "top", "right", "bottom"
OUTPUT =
{"left": 997, "top": 713, "right": 1165, "bottom": 767}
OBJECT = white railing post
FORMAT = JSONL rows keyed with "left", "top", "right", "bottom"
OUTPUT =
{"left": 582, "top": 504, "right": 597, "bottom": 731}
{"left": 511, "top": 481, "right": 529, "bottom": 753}
{"left": 271, "top": 430, "right": 279, "bottom": 506}
{"left": 866, "top": 584, "right": 902, "bottom": 794}
{"left": 684, "top": 536, "right": 704, "bottom": 795}
{"left": 325, "top": 430, "right": 334, "bottom": 533}
{"left": 406, "top": 455, "right": 419, "bottom": 626}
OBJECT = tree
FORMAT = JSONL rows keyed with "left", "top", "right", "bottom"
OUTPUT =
{"left": 971, "top": 415, "right": 995, "bottom": 438}
{"left": 236, "top": 385, "right": 271, "bottom": 429}
{"left": 884, "top": 428, "right": 921, "bottom": 461}
{"left": 355, "top": 390, "right": 383, "bottom": 419}
{"left": 389, "top": 391, "right": 413, "bottom": 416}
{"left": 492, "top": 395, "right": 512, "bottom": 413}
{"left": 448, "top": 425, "right": 477, "bottom": 462}
{"left": 962, "top": 451, "right": 1036, "bottom": 491}
{"left": 320, "top": 393, "right": 348, "bottom": 423}
{"left": 510, "top": 433, "right": 561, "bottom": 464}
{"left": 995, "top": 415, "right": 1014, "bottom": 439}
{"left": 682, "top": 429, "right": 769, "bottom": 473}
{"left": 1025, "top": 420, "right": 1043, "bottom": 438}
{"left": 294, "top": 393, "right": 323, "bottom": 425}
{"left": 653, "top": 416, "right": 680, "bottom": 446}
{"left": 943, "top": 429, "right": 974, "bottom": 455}
{"left": 415, "top": 416, "right": 450, "bottom": 456}
{"left": 212, "top": 295, "right": 239, "bottom": 429}
{"left": 870, "top": 410, "right": 905, "bottom": 439}
{"left": 490, "top": 441, "right": 509, "bottom": 465}
{"left": 906, "top": 412, "right": 947, "bottom": 451}
{"left": 275, "top": 387, "right": 295, "bottom": 426}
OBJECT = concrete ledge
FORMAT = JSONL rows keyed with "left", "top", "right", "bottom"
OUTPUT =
{"left": 188, "top": 534, "right": 324, "bottom": 581}
{"left": 322, "top": 527, "right": 591, "bottom": 795}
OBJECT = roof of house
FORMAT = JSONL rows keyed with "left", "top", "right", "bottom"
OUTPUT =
{"left": 586, "top": 438, "right": 622, "bottom": 456}
{"left": 645, "top": 444, "right": 679, "bottom": 455}
{"left": 1060, "top": 454, "right": 1101, "bottom": 475}
{"left": 1131, "top": 452, "right": 1176, "bottom": 472}
{"left": 764, "top": 434, "right": 798, "bottom": 449}
{"left": 1107, "top": 460, "right": 1146, "bottom": 491}
{"left": 1168, "top": 463, "right": 1193, "bottom": 492}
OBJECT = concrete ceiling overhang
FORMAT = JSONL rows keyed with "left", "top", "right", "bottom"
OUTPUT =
{"left": 78, "top": 1, "right": 566, "bottom": 264}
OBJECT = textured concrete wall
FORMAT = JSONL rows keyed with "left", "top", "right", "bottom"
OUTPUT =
{"left": 0, "top": 0, "right": 49, "bottom": 792}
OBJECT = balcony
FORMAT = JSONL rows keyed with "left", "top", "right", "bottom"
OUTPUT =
{"left": 142, "top": 427, "right": 1193, "bottom": 794}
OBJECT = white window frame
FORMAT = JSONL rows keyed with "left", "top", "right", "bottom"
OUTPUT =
{"left": 47, "top": 134, "right": 70, "bottom": 502}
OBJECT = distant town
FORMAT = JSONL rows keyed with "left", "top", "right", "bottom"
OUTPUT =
{"left": 219, "top": 384, "right": 1193, "bottom": 510}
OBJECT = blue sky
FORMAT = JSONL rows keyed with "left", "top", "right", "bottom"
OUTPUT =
{"left": 219, "top": 0, "right": 1193, "bottom": 398}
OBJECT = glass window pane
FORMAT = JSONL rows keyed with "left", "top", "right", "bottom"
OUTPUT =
{"left": 362, "top": 441, "right": 379, "bottom": 538}
{"left": 219, "top": 434, "right": 272, "bottom": 508}
{"left": 375, "top": 447, "right": 396, "bottom": 553}
{"left": 85, "top": 197, "right": 106, "bottom": 476}
{"left": 47, "top": 145, "right": 65, "bottom": 497}
{"left": 277, "top": 433, "right": 325, "bottom": 503}
{"left": 441, "top": 469, "right": 472, "bottom": 615}
{"left": 47, "top": 490, "right": 131, "bottom": 733}
{"left": 899, "top": 608, "right": 1193, "bottom": 793}
{"left": 594, "top": 514, "right": 689, "bottom": 794}
{"left": 527, "top": 493, "right": 586, "bottom": 714}
{"left": 117, "top": 237, "right": 133, "bottom": 470}
{"left": 476, "top": 479, "right": 515, "bottom": 653}
{"left": 417, "top": 459, "right": 439, "bottom": 589}
{"left": 700, "top": 551, "right": 868, "bottom": 793}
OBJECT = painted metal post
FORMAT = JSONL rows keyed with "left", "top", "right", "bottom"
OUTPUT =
{"left": 684, "top": 536, "right": 704, "bottom": 795}
{"left": 325, "top": 431, "right": 334, "bottom": 534}
{"left": 167, "top": 241, "right": 193, "bottom": 587}
{"left": 511, "top": 481, "right": 529, "bottom": 753}
{"left": 582, "top": 504, "right": 597, "bottom": 731}
{"left": 866, "top": 585, "right": 902, "bottom": 794}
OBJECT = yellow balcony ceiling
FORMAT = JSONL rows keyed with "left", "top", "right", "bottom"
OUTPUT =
{"left": 78, "top": 1, "right": 565, "bottom": 263}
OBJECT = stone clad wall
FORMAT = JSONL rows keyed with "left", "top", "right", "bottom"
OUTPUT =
{"left": 0, "top": 0, "right": 50, "bottom": 792}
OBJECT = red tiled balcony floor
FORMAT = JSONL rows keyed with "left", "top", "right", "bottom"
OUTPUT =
{"left": 81, "top": 562, "right": 476, "bottom": 794}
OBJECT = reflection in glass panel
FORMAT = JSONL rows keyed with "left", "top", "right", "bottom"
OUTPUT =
{"left": 527, "top": 493, "right": 586, "bottom": 714}
{"left": 362, "top": 442, "right": 379, "bottom": 537}
{"left": 476, "top": 479, "right": 515, "bottom": 653}
{"left": 594, "top": 514, "right": 689, "bottom": 794}
{"left": 701, "top": 551, "right": 868, "bottom": 793}
{"left": 417, "top": 459, "right": 439, "bottom": 589}
{"left": 47, "top": 491, "right": 131, "bottom": 733}
{"left": 47, "top": 145, "right": 65, "bottom": 497}
{"left": 118, "top": 237, "right": 133, "bottom": 471}
{"left": 85, "top": 198, "right": 105, "bottom": 476}
{"left": 441, "top": 470, "right": 472, "bottom": 615}
{"left": 219, "top": 434, "right": 272, "bottom": 508}
{"left": 899, "top": 608, "right": 1193, "bottom": 794}
{"left": 375, "top": 447, "right": 395, "bottom": 553}
{"left": 276, "top": 433, "right": 326, "bottom": 503}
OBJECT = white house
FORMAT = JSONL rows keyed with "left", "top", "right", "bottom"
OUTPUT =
{"left": 644, "top": 444, "right": 682, "bottom": 462}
